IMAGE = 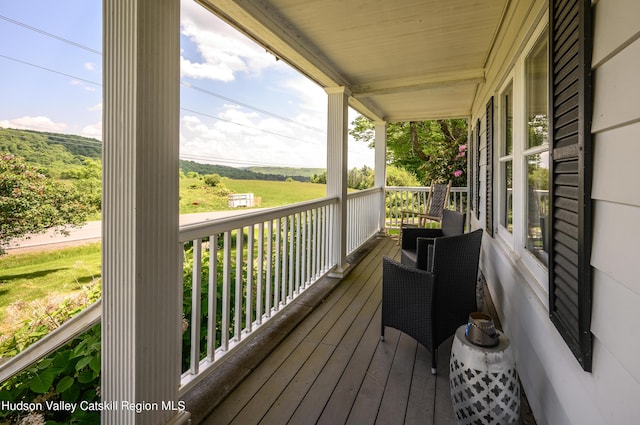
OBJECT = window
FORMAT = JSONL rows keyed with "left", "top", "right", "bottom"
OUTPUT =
{"left": 524, "top": 34, "right": 549, "bottom": 265}
{"left": 500, "top": 83, "right": 513, "bottom": 233}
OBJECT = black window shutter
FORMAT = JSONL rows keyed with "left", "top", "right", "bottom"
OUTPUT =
{"left": 549, "top": 0, "right": 593, "bottom": 372}
{"left": 475, "top": 119, "right": 481, "bottom": 220}
{"left": 486, "top": 97, "right": 494, "bottom": 237}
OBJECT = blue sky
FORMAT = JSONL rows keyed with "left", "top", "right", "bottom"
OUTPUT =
{"left": 0, "top": 0, "right": 374, "bottom": 169}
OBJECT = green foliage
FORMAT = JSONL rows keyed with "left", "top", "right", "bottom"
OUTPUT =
{"left": 386, "top": 165, "right": 420, "bottom": 187}
{"left": 350, "top": 116, "right": 468, "bottom": 186}
{"left": 60, "top": 158, "right": 102, "bottom": 211}
{"left": 0, "top": 325, "right": 101, "bottom": 425}
{"left": 0, "top": 281, "right": 101, "bottom": 358}
{"left": 0, "top": 281, "right": 101, "bottom": 425}
{"left": 203, "top": 173, "right": 222, "bottom": 187}
{"left": 347, "top": 165, "right": 374, "bottom": 190}
{"left": 0, "top": 128, "right": 99, "bottom": 169}
{"left": 0, "top": 155, "right": 96, "bottom": 255}
{"left": 529, "top": 165, "right": 549, "bottom": 191}
{"left": 310, "top": 171, "right": 326, "bottom": 184}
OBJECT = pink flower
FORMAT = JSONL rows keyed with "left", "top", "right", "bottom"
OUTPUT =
{"left": 458, "top": 144, "right": 467, "bottom": 152}
{"left": 458, "top": 151, "right": 465, "bottom": 157}
{"left": 453, "top": 170, "right": 463, "bottom": 178}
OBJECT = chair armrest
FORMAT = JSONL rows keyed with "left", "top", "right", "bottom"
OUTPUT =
{"left": 382, "top": 257, "right": 434, "bottom": 305}
{"left": 401, "top": 227, "right": 444, "bottom": 249}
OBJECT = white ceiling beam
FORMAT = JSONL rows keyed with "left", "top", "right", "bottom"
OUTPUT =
{"left": 351, "top": 69, "right": 485, "bottom": 98}
{"left": 385, "top": 108, "right": 472, "bottom": 123}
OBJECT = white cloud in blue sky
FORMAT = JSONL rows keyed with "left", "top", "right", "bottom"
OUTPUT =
{"left": 0, "top": 0, "right": 373, "bottom": 169}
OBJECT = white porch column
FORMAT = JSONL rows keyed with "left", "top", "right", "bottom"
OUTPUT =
{"left": 374, "top": 121, "right": 387, "bottom": 232}
{"left": 325, "top": 87, "right": 350, "bottom": 276}
{"left": 103, "top": 1, "right": 186, "bottom": 424}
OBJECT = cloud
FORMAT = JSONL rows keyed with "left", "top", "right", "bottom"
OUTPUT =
{"left": 180, "top": 107, "right": 328, "bottom": 168}
{"left": 80, "top": 121, "right": 102, "bottom": 140}
{"left": 180, "top": 1, "right": 278, "bottom": 82}
{"left": 84, "top": 62, "right": 97, "bottom": 72}
{"left": 0, "top": 116, "right": 68, "bottom": 133}
{"left": 88, "top": 103, "right": 102, "bottom": 112}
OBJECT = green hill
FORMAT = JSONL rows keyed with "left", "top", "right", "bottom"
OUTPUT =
{"left": 0, "top": 127, "right": 101, "bottom": 167}
{"left": 246, "top": 166, "right": 324, "bottom": 179}
{"left": 179, "top": 160, "right": 310, "bottom": 182}
{"left": 0, "top": 128, "right": 317, "bottom": 181}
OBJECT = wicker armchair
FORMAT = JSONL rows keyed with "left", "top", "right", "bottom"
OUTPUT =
{"left": 400, "top": 209, "right": 466, "bottom": 270}
{"left": 382, "top": 228, "right": 483, "bottom": 374}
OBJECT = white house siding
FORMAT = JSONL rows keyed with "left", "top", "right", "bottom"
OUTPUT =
{"left": 471, "top": 0, "right": 640, "bottom": 424}
{"left": 589, "top": 0, "right": 640, "bottom": 422}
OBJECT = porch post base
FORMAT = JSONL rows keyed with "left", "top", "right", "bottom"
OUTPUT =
{"left": 328, "top": 263, "right": 354, "bottom": 279}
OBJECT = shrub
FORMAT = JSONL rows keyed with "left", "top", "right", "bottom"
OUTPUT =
{"left": 203, "top": 174, "right": 221, "bottom": 187}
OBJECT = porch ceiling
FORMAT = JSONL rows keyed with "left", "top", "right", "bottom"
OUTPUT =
{"left": 197, "top": 0, "right": 509, "bottom": 122}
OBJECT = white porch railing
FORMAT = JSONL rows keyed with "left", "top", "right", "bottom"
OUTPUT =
{"left": 346, "top": 187, "right": 384, "bottom": 254}
{"left": 178, "top": 197, "right": 338, "bottom": 394}
{"left": 385, "top": 186, "right": 468, "bottom": 230}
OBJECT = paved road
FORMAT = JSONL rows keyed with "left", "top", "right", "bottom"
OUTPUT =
{"left": 4, "top": 209, "right": 263, "bottom": 253}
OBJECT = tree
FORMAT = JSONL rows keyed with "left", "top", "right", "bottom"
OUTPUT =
{"left": 347, "top": 165, "right": 374, "bottom": 190}
{"left": 0, "top": 154, "right": 94, "bottom": 254}
{"left": 350, "top": 116, "right": 468, "bottom": 186}
{"left": 386, "top": 165, "right": 420, "bottom": 187}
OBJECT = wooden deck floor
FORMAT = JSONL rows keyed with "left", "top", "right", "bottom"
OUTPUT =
{"left": 203, "top": 236, "right": 457, "bottom": 425}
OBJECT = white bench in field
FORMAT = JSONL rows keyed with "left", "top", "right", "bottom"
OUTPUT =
{"left": 228, "top": 193, "right": 255, "bottom": 208}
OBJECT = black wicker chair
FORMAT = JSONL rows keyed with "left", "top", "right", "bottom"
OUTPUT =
{"left": 382, "top": 228, "right": 483, "bottom": 374}
{"left": 400, "top": 209, "right": 466, "bottom": 270}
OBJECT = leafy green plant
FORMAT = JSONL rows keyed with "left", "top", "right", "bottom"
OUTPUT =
{"left": 0, "top": 324, "right": 101, "bottom": 425}
{"left": 0, "top": 278, "right": 101, "bottom": 424}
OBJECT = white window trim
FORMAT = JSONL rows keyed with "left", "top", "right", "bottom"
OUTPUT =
{"left": 493, "top": 15, "right": 550, "bottom": 299}
{"left": 497, "top": 76, "right": 515, "bottom": 249}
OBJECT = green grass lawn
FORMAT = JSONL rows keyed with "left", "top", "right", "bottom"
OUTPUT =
{"left": 0, "top": 243, "right": 101, "bottom": 336}
{"left": 179, "top": 177, "right": 328, "bottom": 213}
{"left": 224, "top": 178, "right": 328, "bottom": 207}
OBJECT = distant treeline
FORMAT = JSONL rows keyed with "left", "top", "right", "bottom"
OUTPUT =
{"left": 0, "top": 127, "right": 322, "bottom": 182}
{"left": 180, "top": 160, "right": 312, "bottom": 182}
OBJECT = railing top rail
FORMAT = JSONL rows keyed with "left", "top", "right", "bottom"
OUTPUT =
{"left": 0, "top": 300, "right": 102, "bottom": 383}
{"left": 385, "top": 185, "right": 468, "bottom": 193}
{"left": 346, "top": 187, "right": 384, "bottom": 199}
{"left": 179, "top": 196, "right": 338, "bottom": 242}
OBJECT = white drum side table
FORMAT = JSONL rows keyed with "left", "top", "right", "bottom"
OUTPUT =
{"left": 449, "top": 325, "right": 520, "bottom": 425}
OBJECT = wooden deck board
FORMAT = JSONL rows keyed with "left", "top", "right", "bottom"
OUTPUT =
{"left": 204, "top": 236, "right": 458, "bottom": 425}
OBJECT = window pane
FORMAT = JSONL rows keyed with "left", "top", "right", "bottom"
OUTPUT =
{"left": 526, "top": 151, "right": 549, "bottom": 264}
{"left": 502, "top": 160, "right": 513, "bottom": 232}
{"left": 526, "top": 35, "right": 548, "bottom": 149}
{"left": 504, "top": 84, "right": 513, "bottom": 155}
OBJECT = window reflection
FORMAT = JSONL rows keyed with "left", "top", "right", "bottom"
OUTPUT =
{"left": 525, "top": 33, "right": 549, "bottom": 265}
{"left": 526, "top": 36, "right": 548, "bottom": 149}
{"left": 526, "top": 151, "right": 549, "bottom": 264}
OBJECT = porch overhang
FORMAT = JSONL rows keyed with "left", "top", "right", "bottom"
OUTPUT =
{"left": 195, "top": 0, "right": 509, "bottom": 122}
